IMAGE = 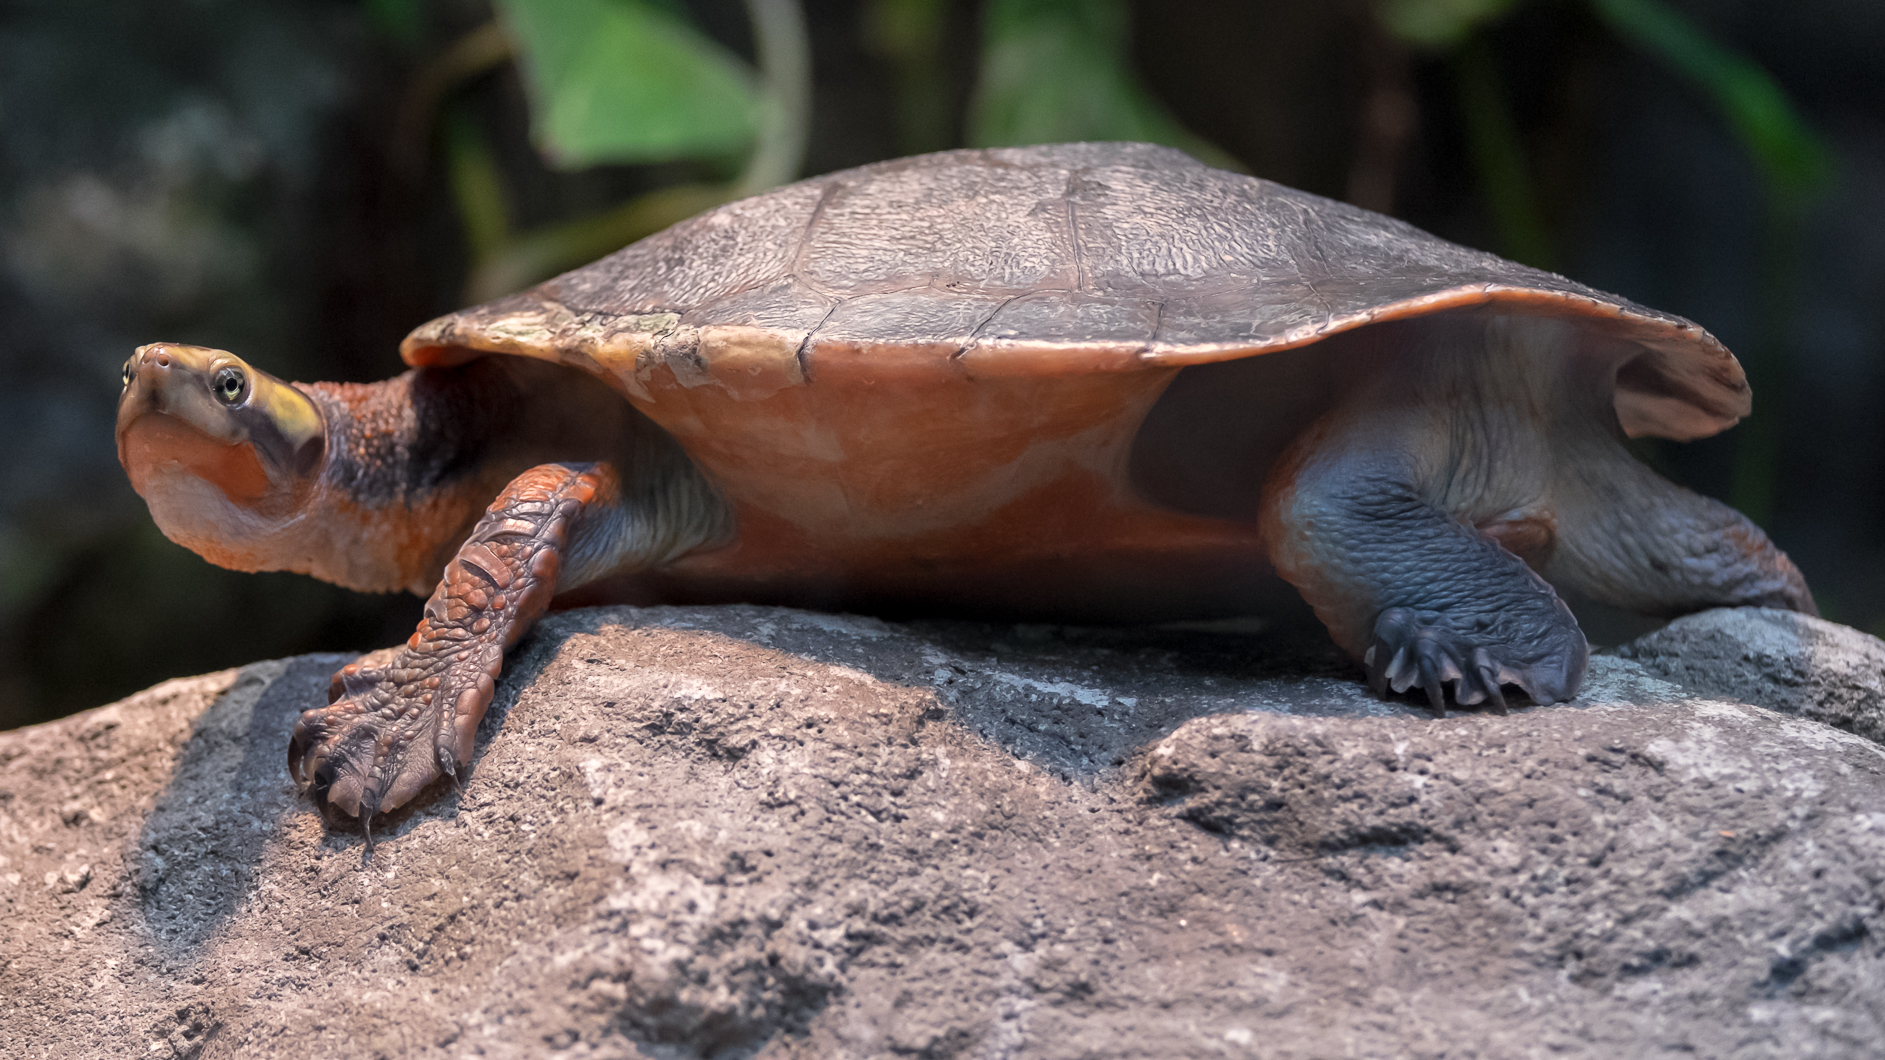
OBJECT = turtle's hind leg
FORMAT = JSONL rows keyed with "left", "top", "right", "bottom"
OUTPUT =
{"left": 1256, "top": 315, "right": 1594, "bottom": 714}
{"left": 1261, "top": 440, "right": 1588, "bottom": 716}
{"left": 1545, "top": 437, "right": 1815, "bottom": 620}
{"left": 287, "top": 460, "right": 724, "bottom": 845}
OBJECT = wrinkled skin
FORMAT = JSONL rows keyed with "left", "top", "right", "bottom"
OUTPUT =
{"left": 1260, "top": 315, "right": 1812, "bottom": 717}
{"left": 288, "top": 464, "right": 599, "bottom": 832}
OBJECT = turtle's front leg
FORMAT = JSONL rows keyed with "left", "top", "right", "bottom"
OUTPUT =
{"left": 288, "top": 463, "right": 619, "bottom": 834}
{"left": 1261, "top": 446, "right": 1588, "bottom": 715}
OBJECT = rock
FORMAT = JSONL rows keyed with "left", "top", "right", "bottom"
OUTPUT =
{"left": 1617, "top": 607, "right": 1885, "bottom": 744}
{"left": 1, "top": 604, "right": 1882, "bottom": 1059}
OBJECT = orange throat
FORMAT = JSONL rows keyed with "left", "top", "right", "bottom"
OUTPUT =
{"left": 118, "top": 410, "right": 304, "bottom": 574}
{"left": 120, "top": 412, "right": 274, "bottom": 506}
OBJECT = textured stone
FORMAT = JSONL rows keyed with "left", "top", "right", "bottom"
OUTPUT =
{"left": 1617, "top": 607, "right": 1885, "bottom": 744}
{"left": 2, "top": 604, "right": 1882, "bottom": 1059}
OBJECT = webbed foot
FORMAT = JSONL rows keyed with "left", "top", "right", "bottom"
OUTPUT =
{"left": 288, "top": 639, "right": 503, "bottom": 835}
{"left": 1365, "top": 602, "right": 1586, "bottom": 717}
{"left": 286, "top": 463, "right": 615, "bottom": 843}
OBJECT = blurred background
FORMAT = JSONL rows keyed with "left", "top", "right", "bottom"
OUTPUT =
{"left": 1, "top": 0, "right": 1879, "bottom": 728}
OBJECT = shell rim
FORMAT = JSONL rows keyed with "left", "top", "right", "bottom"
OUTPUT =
{"left": 402, "top": 280, "right": 1751, "bottom": 443}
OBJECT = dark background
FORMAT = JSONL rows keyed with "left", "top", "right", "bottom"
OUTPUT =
{"left": 1, "top": 0, "right": 1880, "bottom": 728}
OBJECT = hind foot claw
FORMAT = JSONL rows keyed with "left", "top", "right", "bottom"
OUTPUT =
{"left": 1365, "top": 605, "right": 1586, "bottom": 717}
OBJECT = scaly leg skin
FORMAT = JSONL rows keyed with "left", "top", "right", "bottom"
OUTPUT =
{"left": 1263, "top": 453, "right": 1589, "bottom": 717}
{"left": 287, "top": 463, "right": 616, "bottom": 847}
{"left": 1547, "top": 443, "right": 1816, "bottom": 619}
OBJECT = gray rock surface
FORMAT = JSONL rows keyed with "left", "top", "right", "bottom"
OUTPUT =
{"left": 2, "top": 604, "right": 1882, "bottom": 1059}
{"left": 1618, "top": 607, "right": 1885, "bottom": 744}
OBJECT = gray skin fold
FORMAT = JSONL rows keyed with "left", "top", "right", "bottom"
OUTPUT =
{"left": 1258, "top": 312, "right": 1812, "bottom": 715}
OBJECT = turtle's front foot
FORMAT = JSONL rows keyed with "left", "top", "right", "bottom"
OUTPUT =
{"left": 1365, "top": 603, "right": 1586, "bottom": 717}
{"left": 286, "top": 463, "right": 613, "bottom": 839}
{"left": 289, "top": 638, "right": 502, "bottom": 829}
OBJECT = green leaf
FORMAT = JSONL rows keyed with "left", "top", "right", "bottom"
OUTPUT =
{"left": 495, "top": 0, "right": 761, "bottom": 169}
{"left": 1590, "top": 0, "right": 1829, "bottom": 198}
{"left": 968, "top": 0, "right": 1237, "bottom": 168}
{"left": 1375, "top": 0, "right": 1519, "bottom": 50}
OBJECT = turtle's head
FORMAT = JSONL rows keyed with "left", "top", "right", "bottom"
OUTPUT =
{"left": 117, "top": 342, "right": 328, "bottom": 569}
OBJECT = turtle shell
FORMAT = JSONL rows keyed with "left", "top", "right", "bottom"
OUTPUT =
{"left": 398, "top": 142, "right": 1749, "bottom": 618}
{"left": 406, "top": 141, "right": 1745, "bottom": 439}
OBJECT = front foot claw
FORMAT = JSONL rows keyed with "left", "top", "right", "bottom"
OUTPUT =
{"left": 283, "top": 463, "right": 609, "bottom": 847}
{"left": 1364, "top": 605, "right": 1587, "bottom": 717}
{"left": 287, "top": 641, "right": 501, "bottom": 837}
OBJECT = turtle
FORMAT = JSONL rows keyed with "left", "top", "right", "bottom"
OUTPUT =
{"left": 116, "top": 141, "right": 1814, "bottom": 832}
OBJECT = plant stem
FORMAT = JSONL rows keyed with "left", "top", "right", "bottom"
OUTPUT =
{"left": 1452, "top": 34, "right": 1555, "bottom": 270}
{"left": 864, "top": 0, "right": 954, "bottom": 156}
{"left": 734, "top": 0, "right": 813, "bottom": 198}
{"left": 444, "top": 108, "right": 511, "bottom": 267}
{"left": 463, "top": 183, "right": 731, "bottom": 303}
{"left": 1590, "top": 0, "right": 1828, "bottom": 198}
{"left": 395, "top": 22, "right": 514, "bottom": 181}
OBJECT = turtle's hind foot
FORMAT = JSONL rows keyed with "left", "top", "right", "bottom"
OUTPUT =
{"left": 1365, "top": 605, "right": 1586, "bottom": 717}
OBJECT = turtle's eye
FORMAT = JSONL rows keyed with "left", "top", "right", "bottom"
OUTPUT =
{"left": 121, "top": 358, "right": 134, "bottom": 390}
{"left": 212, "top": 366, "right": 248, "bottom": 406}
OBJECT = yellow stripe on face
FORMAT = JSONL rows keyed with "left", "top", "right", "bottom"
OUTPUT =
{"left": 122, "top": 343, "right": 322, "bottom": 450}
{"left": 118, "top": 342, "right": 328, "bottom": 513}
{"left": 249, "top": 370, "right": 323, "bottom": 450}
